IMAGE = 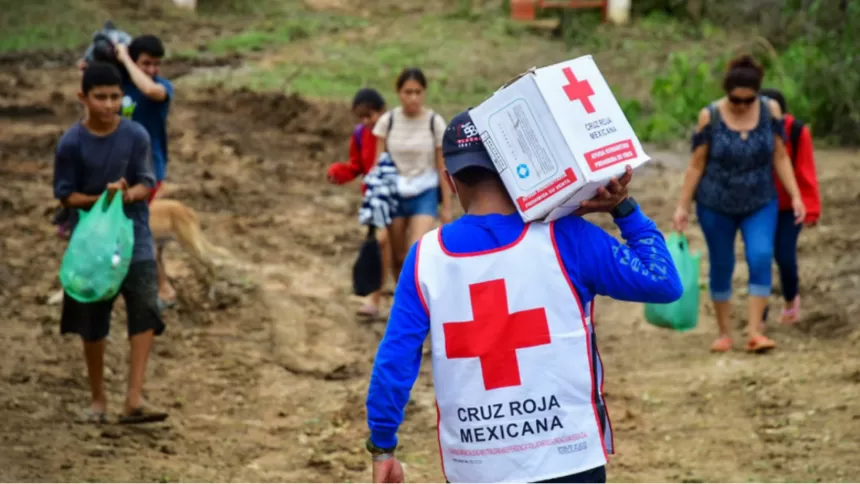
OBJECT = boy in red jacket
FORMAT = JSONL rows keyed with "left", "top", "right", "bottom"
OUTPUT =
{"left": 760, "top": 88, "right": 822, "bottom": 324}
{"left": 328, "top": 88, "right": 391, "bottom": 316}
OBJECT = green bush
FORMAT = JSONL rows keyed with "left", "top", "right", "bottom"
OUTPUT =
{"left": 623, "top": 51, "right": 727, "bottom": 145}
{"left": 770, "top": 0, "right": 859, "bottom": 144}
{"left": 625, "top": 0, "right": 859, "bottom": 146}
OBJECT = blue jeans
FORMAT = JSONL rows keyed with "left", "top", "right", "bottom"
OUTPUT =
{"left": 774, "top": 210, "right": 803, "bottom": 302}
{"left": 391, "top": 187, "right": 439, "bottom": 219}
{"left": 696, "top": 199, "right": 778, "bottom": 302}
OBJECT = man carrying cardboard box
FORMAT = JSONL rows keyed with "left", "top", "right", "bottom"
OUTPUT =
{"left": 469, "top": 54, "right": 651, "bottom": 222}
{"left": 364, "top": 110, "right": 682, "bottom": 484}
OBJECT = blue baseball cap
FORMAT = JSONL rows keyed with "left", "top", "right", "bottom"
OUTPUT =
{"left": 442, "top": 109, "right": 496, "bottom": 175}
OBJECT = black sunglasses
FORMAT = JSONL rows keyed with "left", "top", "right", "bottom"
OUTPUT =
{"left": 728, "top": 95, "right": 757, "bottom": 105}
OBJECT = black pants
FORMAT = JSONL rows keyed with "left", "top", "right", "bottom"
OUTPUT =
{"left": 447, "top": 465, "right": 606, "bottom": 483}
{"left": 774, "top": 210, "right": 803, "bottom": 302}
{"left": 538, "top": 466, "right": 606, "bottom": 483}
{"left": 61, "top": 261, "right": 165, "bottom": 342}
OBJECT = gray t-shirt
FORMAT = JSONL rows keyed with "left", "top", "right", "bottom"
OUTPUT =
{"left": 53, "top": 119, "right": 156, "bottom": 262}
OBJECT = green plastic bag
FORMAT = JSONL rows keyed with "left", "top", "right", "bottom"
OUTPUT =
{"left": 59, "top": 191, "right": 134, "bottom": 303}
{"left": 644, "top": 232, "right": 701, "bottom": 332}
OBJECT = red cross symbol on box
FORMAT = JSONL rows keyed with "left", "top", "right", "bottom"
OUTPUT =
{"left": 562, "top": 67, "right": 596, "bottom": 114}
{"left": 443, "top": 279, "right": 551, "bottom": 391}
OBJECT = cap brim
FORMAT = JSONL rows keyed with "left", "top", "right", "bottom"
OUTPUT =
{"left": 444, "top": 150, "right": 496, "bottom": 175}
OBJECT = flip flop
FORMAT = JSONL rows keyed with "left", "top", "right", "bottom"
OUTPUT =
{"left": 779, "top": 296, "right": 800, "bottom": 325}
{"left": 157, "top": 298, "right": 177, "bottom": 311}
{"left": 356, "top": 303, "right": 379, "bottom": 318}
{"left": 118, "top": 405, "right": 169, "bottom": 425}
{"left": 745, "top": 334, "right": 776, "bottom": 353}
{"left": 710, "top": 336, "right": 733, "bottom": 353}
{"left": 74, "top": 408, "right": 107, "bottom": 424}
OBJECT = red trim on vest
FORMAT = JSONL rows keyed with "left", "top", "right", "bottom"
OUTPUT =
{"left": 437, "top": 223, "right": 530, "bottom": 258}
{"left": 435, "top": 400, "right": 448, "bottom": 482}
{"left": 414, "top": 238, "right": 430, "bottom": 314}
{"left": 549, "top": 221, "right": 609, "bottom": 462}
{"left": 591, "top": 299, "right": 614, "bottom": 454}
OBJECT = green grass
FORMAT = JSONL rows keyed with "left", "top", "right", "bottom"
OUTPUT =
{"left": 206, "top": 12, "right": 368, "bottom": 54}
{"left": 208, "top": 13, "right": 575, "bottom": 116}
{"left": 192, "top": 10, "right": 736, "bottom": 119}
{"left": 0, "top": 0, "right": 752, "bottom": 142}
{"left": 0, "top": 0, "right": 130, "bottom": 52}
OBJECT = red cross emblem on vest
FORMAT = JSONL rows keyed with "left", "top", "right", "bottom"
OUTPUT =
{"left": 443, "top": 279, "right": 551, "bottom": 391}
{"left": 562, "top": 67, "right": 596, "bottom": 114}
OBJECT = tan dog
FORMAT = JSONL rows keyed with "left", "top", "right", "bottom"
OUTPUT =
{"left": 48, "top": 199, "right": 232, "bottom": 305}
{"left": 149, "top": 198, "right": 233, "bottom": 268}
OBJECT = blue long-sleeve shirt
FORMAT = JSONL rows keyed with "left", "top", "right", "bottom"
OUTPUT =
{"left": 366, "top": 206, "right": 682, "bottom": 449}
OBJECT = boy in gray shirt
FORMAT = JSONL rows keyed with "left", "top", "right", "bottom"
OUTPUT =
{"left": 53, "top": 62, "right": 168, "bottom": 425}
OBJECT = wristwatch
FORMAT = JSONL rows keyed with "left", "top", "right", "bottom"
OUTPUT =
{"left": 610, "top": 197, "right": 638, "bottom": 219}
{"left": 365, "top": 437, "right": 396, "bottom": 461}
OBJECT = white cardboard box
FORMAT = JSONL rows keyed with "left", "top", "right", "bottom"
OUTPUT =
{"left": 469, "top": 54, "right": 650, "bottom": 222}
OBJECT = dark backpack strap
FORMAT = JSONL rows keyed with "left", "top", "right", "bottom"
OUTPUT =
{"left": 789, "top": 119, "right": 804, "bottom": 164}
{"left": 759, "top": 95, "right": 772, "bottom": 125}
{"left": 428, "top": 111, "right": 437, "bottom": 137}
{"left": 705, "top": 102, "right": 719, "bottom": 158}
{"left": 384, "top": 109, "right": 395, "bottom": 153}
{"left": 708, "top": 101, "right": 719, "bottom": 131}
{"left": 426, "top": 110, "right": 445, "bottom": 205}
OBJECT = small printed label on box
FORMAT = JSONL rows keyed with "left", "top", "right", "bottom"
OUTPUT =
{"left": 584, "top": 139, "right": 637, "bottom": 172}
{"left": 486, "top": 98, "right": 559, "bottom": 192}
{"left": 515, "top": 168, "right": 578, "bottom": 212}
{"left": 480, "top": 131, "right": 507, "bottom": 173}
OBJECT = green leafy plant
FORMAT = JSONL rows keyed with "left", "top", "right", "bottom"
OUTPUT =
{"left": 622, "top": 51, "right": 726, "bottom": 144}
{"left": 625, "top": 0, "right": 859, "bottom": 145}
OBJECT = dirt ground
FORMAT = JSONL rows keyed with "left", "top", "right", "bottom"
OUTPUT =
{"left": 1, "top": 57, "right": 859, "bottom": 483}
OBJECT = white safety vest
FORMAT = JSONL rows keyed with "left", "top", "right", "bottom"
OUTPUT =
{"left": 415, "top": 222, "right": 609, "bottom": 483}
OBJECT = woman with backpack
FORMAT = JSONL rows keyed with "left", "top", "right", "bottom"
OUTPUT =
{"left": 672, "top": 55, "right": 806, "bottom": 353}
{"left": 758, "top": 88, "right": 822, "bottom": 325}
{"left": 373, "top": 68, "right": 450, "bottom": 281}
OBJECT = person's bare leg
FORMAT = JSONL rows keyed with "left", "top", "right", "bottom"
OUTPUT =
{"left": 407, "top": 215, "right": 437, "bottom": 248}
{"left": 156, "top": 244, "right": 176, "bottom": 302}
{"left": 83, "top": 339, "right": 107, "bottom": 413}
{"left": 714, "top": 300, "right": 732, "bottom": 339}
{"left": 387, "top": 218, "right": 408, "bottom": 282}
{"left": 747, "top": 296, "right": 768, "bottom": 338}
{"left": 124, "top": 329, "right": 154, "bottom": 413}
{"left": 365, "top": 290, "right": 383, "bottom": 314}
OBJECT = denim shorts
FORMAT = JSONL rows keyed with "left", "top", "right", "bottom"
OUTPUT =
{"left": 392, "top": 187, "right": 439, "bottom": 219}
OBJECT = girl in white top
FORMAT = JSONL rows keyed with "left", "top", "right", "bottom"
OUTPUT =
{"left": 373, "top": 68, "right": 451, "bottom": 280}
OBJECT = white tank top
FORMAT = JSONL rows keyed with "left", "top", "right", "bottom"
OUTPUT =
{"left": 415, "top": 222, "right": 609, "bottom": 483}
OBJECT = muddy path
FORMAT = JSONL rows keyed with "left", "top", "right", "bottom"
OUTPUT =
{"left": 0, "top": 63, "right": 858, "bottom": 483}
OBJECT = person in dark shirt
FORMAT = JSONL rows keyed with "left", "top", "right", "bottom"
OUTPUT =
{"left": 53, "top": 63, "right": 168, "bottom": 425}
{"left": 114, "top": 35, "right": 177, "bottom": 306}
